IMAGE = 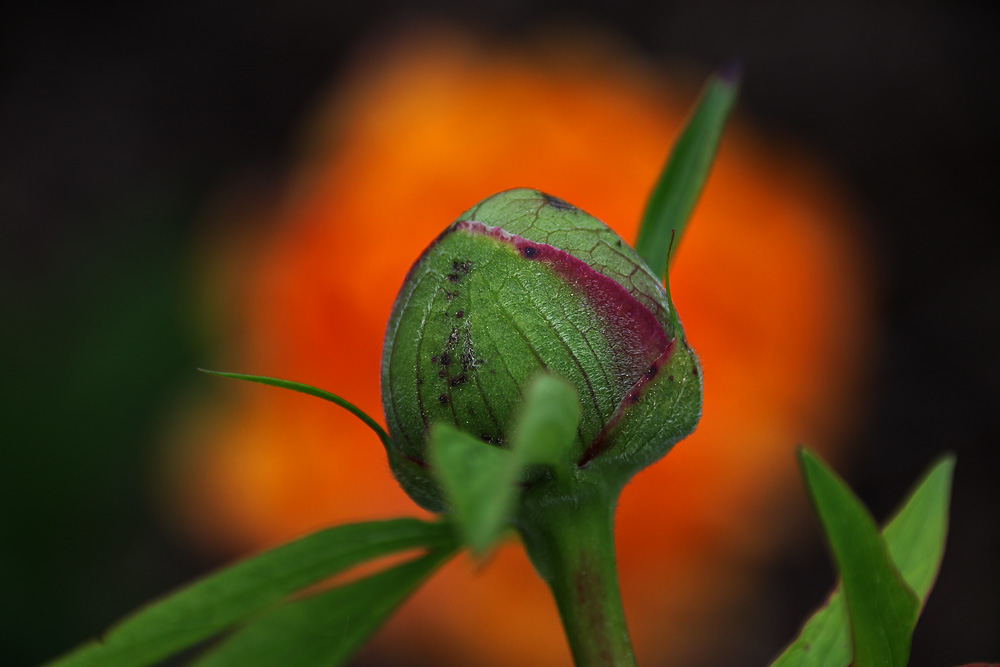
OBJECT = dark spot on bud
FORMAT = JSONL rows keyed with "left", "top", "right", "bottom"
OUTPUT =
{"left": 403, "top": 453, "right": 429, "bottom": 469}
{"left": 668, "top": 375, "right": 674, "bottom": 382}
{"left": 616, "top": 239, "right": 623, "bottom": 248}
{"left": 627, "top": 390, "right": 641, "bottom": 405}
{"left": 445, "top": 290, "right": 459, "bottom": 301}
{"left": 451, "top": 259, "right": 472, "bottom": 275}
{"left": 430, "top": 355, "right": 438, "bottom": 363}
{"left": 450, "top": 373, "right": 467, "bottom": 387}
{"left": 438, "top": 393, "right": 449, "bottom": 404}
{"left": 541, "top": 192, "right": 577, "bottom": 211}
{"left": 521, "top": 246, "right": 538, "bottom": 259}
{"left": 645, "top": 364, "right": 658, "bottom": 380}
{"left": 447, "top": 273, "right": 460, "bottom": 282}
{"left": 440, "top": 351, "right": 451, "bottom": 366}
{"left": 438, "top": 368, "right": 448, "bottom": 379}
{"left": 455, "top": 309, "right": 464, "bottom": 318}
{"left": 692, "top": 365, "right": 699, "bottom": 377}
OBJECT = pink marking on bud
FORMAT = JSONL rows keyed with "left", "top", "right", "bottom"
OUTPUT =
{"left": 457, "top": 219, "right": 675, "bottom": 464}
{"left": 578, "top": 339, "right": 677, "bottom": 466}
{"left": 456, "top": 220, "right": 668, "bottom": 359}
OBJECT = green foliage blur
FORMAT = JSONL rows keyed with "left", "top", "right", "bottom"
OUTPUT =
{"left": 1, "top": 189, "right": 207, "bottom": 664}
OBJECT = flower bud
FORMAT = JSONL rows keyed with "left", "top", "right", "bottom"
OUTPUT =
{"left": 381, "top": 188, "right": 702, "bottom": 510}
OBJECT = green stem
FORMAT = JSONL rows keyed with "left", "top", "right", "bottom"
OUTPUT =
{"left": 518, "top": 480, "right": 636, "bottom": 667}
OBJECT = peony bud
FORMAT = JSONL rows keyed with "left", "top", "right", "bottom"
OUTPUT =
{"left": 381, "top": 188, "right": 702, "bottom": 510}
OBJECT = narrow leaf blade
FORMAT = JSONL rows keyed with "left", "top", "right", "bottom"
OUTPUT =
{"left": 46, "top": 519, "right": 455, "bottom": 667}
{"left": 634, "top": 61, "right": 740, "bottom": 281}
{"left": 793, "top": 449, "right": 921, "bottom": 667}
{"left": 200, "top": 369, "right": 391, "bottom": 447}
{"left": 193, "top": 547, "right": 457, "bottom": 667}
{"left": 772, "top": 455, "right": 954, "bottom": 667}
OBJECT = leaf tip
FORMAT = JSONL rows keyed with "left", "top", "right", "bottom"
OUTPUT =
{"left": 795, "top": 446, "right": 834, "bottom": 495}
{"left": 717, "top": 57, "right": 743, "bottom": 87}
{"left": 795, "top": 444, "right": 817, "bottom": 468}
{"left": 198, "top": 367, "right": 233, "bottom": 378}
{"left": 935, "top": 451, "right": 958, "bottom": 472}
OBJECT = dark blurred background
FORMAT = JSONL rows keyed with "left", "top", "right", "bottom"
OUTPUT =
{"left": 2, "top": 1, "right": 997, "bottom": 665}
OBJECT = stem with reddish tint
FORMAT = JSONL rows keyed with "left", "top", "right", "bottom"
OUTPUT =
{"left": 518, "top": 479, "right": 636, "bottom": 667}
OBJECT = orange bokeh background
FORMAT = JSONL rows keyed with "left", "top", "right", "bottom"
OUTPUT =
{"left": 163, "top": 25, "right": 870, "bottom": 665}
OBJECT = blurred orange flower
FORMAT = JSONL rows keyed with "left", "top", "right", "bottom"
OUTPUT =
{"left": 164, "top": 25, "right": 870, "bottom": 666}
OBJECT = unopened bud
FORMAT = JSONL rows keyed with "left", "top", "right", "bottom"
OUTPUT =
{"left": 381, "top": 188, "right": 701, "bottom": 510}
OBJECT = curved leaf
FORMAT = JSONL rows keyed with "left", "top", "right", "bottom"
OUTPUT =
{"left": 46, "top": 519, "right": 455, "bottom": 667}
{"left": 193, "top": 546, "right": 457, "bottom": 667}
{"left": 200, "top": 369, "right": 391, "bottom": 447}
{"left": 799, "top": 448, "right": 920, "bottom": 667}
{"left": 772, "top": 453, "right": 954, "bottom": 667}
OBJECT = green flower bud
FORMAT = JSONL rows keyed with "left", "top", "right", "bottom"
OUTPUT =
{"left": 381, "top": 188, "right": 702, "bottom": 511}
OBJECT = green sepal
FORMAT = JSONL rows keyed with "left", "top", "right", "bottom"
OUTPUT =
{"left": 428, "top": 374, "right": 582, "bottom": 556}
{"left": 508, "top": 374, "right": 581, "bottom": 487}
{"left": 45, "top": 519, "right": 455, "bottom": 667}
{"left": 428, "top": 423, "right": 516, "bottom": 557}
{"left": 772, "top": 454, "right": 955, "bottom": 667}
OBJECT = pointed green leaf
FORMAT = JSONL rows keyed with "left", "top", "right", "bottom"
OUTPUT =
{"left": 772, "top": 454, "right": 954, "bottom": 667}
{"left": 634, "top": 62, "right": 740, "bottom": 282}
{"left": 46, "top": 519, "right": 455, "bottom": 667}
{"left": 799, "top": 448, "right": 921, "bottom": 667}
{"left": 881, "top": 455, "right": 955, "bottom": 603}
{"left": 200, "top": 369, "right": 390, "bottom": 447}
{"left": 193, "top": 546, "right": 457, "bottom": 667}
{"left": 428, "top": 374, "right": 582, "bottom": 556}
{"left": 773, "top": 450, "right": 933, "bottom": 667}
